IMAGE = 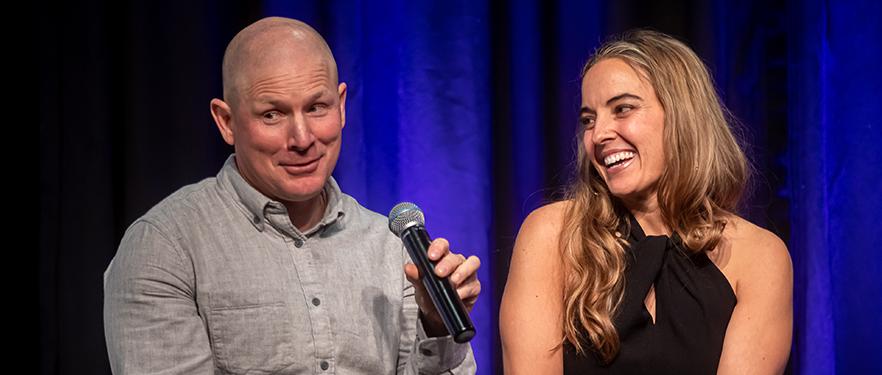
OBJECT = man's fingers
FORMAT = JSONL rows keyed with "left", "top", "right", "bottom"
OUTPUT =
{"left": 404, "top": 263, "right": 421, "bottom": 284}
{"left": 433, "top": 251, "right": 467, "bottom": 277}
{"left": 427, "top": 238, "right": 450, "bottom": 261}
{"left": 457, "top": 274, "right": 481, "bottom": 309}
{"left": 449, "top": 255, "right": 481, "bottom": 285}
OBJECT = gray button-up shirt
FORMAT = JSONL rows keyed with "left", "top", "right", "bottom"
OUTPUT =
{"left": 104, "top": 155, "right": 475, "bottom": 374}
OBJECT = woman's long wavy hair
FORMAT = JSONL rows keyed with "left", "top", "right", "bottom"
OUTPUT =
{"left": 561, "top": 30, "right": 749, "bottom": 362}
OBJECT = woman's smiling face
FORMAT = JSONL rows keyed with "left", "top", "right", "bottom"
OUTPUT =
{"left": 580, "top": 57, "right": 666, "bottom": 208}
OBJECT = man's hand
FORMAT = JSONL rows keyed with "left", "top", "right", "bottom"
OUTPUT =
{"left": 403, "top": 238, "right": 481, "bottom": 337}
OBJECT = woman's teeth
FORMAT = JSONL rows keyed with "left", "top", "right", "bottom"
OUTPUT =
{"left": 603, "top": 151, "right": 635, "bottom": 167}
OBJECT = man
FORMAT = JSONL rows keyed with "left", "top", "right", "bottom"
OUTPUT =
{"left": 104, "top": 17, "right": 480, "bottom": 374}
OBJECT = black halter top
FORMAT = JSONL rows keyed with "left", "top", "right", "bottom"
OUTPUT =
{"left": 563, "top": 215, "right": 736, "bottom": 374}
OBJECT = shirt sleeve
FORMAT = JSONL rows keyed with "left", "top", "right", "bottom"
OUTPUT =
{"left": 396, "top": 269, "right": 476, "bottom": 374}
{"left": 103, "top": 219, "right": 214, "bottom": 374}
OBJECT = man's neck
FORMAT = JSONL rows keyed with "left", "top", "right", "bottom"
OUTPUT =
{"left": 284, "top": 189, "right": 327, "bottom": 232}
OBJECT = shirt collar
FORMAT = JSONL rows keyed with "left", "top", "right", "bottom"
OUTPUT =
{"left": 217, "top": 154, "right": 346, "bottom": 233}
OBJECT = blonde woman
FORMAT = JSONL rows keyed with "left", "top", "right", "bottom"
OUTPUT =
{"left": 500, "top": 30, "right": 792, "bottom": 374}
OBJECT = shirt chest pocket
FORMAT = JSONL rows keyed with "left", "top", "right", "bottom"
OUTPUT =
{"left": 207, "top": 302, "right": 302, "bottom": 373}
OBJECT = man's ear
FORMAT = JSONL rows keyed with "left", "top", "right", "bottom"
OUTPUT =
{"left": 210, "top": 98, "right": 235, "bottom": 145}
{"left": 338, "top": 82, "right": 347, "bottom": 129}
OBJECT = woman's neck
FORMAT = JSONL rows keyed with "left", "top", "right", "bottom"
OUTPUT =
{"left": 623, "top": 196, "right": 670, "bottom": 236}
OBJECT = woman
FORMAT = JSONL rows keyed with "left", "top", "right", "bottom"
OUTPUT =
{"left": 500, "top": 30, "right": 792, "bottom": 374}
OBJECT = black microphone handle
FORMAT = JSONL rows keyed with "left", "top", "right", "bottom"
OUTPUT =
{"left": 400, "top": 225, "right": 476, "bottom": 343}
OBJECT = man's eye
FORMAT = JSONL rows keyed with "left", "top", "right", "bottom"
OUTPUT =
{"left": 262, "top": 111, "right": 284, "bottom": 123}
{"left": 308, "top": 103, "right": 329, "bottom": 115}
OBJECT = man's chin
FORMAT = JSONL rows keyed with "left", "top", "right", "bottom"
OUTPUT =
{"left": 276, "top": 183, "right": 326, "bottom": 202}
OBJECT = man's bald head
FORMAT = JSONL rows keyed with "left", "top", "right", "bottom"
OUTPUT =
{"left": 221, "top": 17, "right": 338, "bottom": 105}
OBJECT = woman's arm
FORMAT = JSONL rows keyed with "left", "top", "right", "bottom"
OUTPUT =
{"left": 717, "top": 220, "right": 793, "bottom": 374}
{"left": 500, "top": 202, "right": 568, "bottom": 375}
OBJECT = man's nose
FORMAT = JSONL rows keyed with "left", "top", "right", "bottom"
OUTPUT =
{"left": 287, "top": 114, "right": 316, "bottom": 151}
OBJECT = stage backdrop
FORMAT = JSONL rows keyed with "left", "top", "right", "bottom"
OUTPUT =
{"left": 39, "top": 0, "right": 881, "bottom": 373}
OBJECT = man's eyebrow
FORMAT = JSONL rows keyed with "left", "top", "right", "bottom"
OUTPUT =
{"left": 254, "top": 89, "right": 330, "bottom": 105}
{"left": 305, "top": 90, "right": 327, "bottom": 103}
{"left": 254, "top": 96, "right": 282, "bottom": 105}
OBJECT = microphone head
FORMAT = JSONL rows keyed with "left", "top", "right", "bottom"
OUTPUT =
{"left": 388, "top": 202, "right": 425, "bottom": 237}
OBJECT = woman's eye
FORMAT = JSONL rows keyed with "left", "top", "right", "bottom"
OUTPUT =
{"left": 615, "top": 105, "right": 634, "bottom": 115}
{"left": 580, "top": 116, "right": 595, "bottom": 129}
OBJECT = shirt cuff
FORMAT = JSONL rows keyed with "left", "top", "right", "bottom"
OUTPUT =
{"left": 412, "top": 316, "right": 471, "bottom": 373}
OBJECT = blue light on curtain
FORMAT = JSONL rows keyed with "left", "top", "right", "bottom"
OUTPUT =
{"left": 788, "top": 0, "right": 882, "bottom": 374}
{"left": 508, "top": 0, "right": 547, "bottom": 219}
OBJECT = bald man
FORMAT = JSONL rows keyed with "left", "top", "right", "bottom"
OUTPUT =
{"left": 103, "top": 17, "right": 479, "bottom": 374}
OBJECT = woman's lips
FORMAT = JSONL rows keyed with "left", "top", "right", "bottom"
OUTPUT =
{"left": 596, "top": 149, "right": 637, "bottom": 175}
{"left": 606, "top": 157, "right": 634, "bottom": 174}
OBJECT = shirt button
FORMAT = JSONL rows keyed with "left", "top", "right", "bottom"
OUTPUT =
{"left": 294, "top": 239, "right": 303, "bottom": 247}
{"left": 320, "top": 360, "right": 329, "bottom": 370}
{"left": 312, "top": 297, "right": 321, "bottom": 306}
{"left": 252, "top": 215, "right": 261, "bottom": 225}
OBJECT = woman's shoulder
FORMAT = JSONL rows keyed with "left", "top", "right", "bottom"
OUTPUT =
{"left": 525, "top": 200, "right": 570, "bottom": 224}
{"left": 518, "top": 200, "right": 572, "bottom": 242}
{"left": 510, "top": 201, "right": 572, "bottom": 265}
{"left": 723, "top": 216, "right": 789, "bottom": 261}
{"left": 718, "top": 215, "right": 792, "bottom": 295}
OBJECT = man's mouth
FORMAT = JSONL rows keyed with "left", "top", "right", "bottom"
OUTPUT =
{"left": 280, "top": 156, "right": 321, "bottom": 174}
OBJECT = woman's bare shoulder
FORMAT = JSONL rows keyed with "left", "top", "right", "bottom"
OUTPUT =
{"left": 522, "top": 200, "right": 570, "bottom": 229}
{"left": 516, "top": 201, "right": 573, "bottom": 250}
{"left": 719, "top": 216, "right": 792, "bottom": 294}
{"left": 508, "top": 200, "right": 573, "bottom": 273}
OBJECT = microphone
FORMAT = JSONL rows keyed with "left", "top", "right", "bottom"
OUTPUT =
{"left": 388, "top": 202, "right": 476, "bottom": 343}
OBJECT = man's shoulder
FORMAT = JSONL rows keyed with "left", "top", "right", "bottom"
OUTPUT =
{"left": 132, "top": 177, "right": 224, "bottom": 234}
{"left": 110, "top": 177, "right": 223, "bottom": 274}
{"left": 337, "top": 193, "right": 394, "bottom": 233}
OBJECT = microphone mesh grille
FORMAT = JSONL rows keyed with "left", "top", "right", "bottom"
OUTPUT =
{"left": 388, "top": 202, "right": 425, "bottom": 237}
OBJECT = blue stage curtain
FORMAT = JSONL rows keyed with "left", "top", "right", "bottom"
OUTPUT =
{"left": 788, "top": 1, "right": 882, "bottom": 374}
